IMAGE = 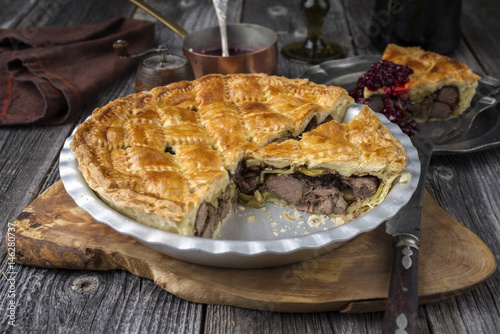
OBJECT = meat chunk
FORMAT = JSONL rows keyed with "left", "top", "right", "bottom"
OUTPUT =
{"left": 347, "top": 176, "right": 379, "bottom": 199}
{"left": 436, "top": 86, "right": 459, "bottom": 106}
{"left": 429, "top": 101, "right": 453, "bottom": 119}
{"left": 367, "top": 95, "right": 384, "bottom": 113}
{"left": 409, "top": 86, "right": 459, "bottom": 119}
{"left": 262, "top": 172, "right": 380, "bottom": 215}
{"left": 427, "top": 86, "right": 459, "bottom": 119}
{"left": 194, "top": 185, "right": 236, "bottom": 238}
{"left": 314, "top": 196, "right": 348, "bottom": 215}
{"left": 216, "top": 186, "right": 235, "bottom": 220}
{"left": 311, "top": 185, "right": 339, "bottom": 197}
{"left": 315, "top": 197, "right": 334, "bottom": 215}
{"left": 234, "top": 163, "right": 262, "bottom": 194}
{"left": 265, "top": 174, "right": 305, "bottom": 205}
{"left": 194, "top": 202, "right": 216, "bottom": 238}
{"left": 367, "top": 85, "right": 460, "bottom": 121}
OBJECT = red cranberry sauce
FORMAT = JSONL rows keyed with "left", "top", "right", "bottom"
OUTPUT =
{"left": 196, "top": 47, "right": 257, "bottom": 56}
{"left": 349, "top": 60, "right": 419, "bottom": 136}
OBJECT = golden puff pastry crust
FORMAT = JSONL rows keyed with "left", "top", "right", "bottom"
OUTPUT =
{"left": 70, "top": 73, "right": 356, "bottom": 237}
{"left": 253, "top": 106, "right": 406, "bottom": 174}
{"left": 382, "top": 44, "right": 480, "bottom": 120}
{"left": 247, "top": 106, "right": 407, "bottom": 220}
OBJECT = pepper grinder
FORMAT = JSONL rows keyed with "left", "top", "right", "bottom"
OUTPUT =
{"left": 113, "top": 40, "right": 195, "bottom": 92}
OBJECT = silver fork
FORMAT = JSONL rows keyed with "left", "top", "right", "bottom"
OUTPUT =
{"left": 416, "top": 75, "right": 500, "bottom": 145}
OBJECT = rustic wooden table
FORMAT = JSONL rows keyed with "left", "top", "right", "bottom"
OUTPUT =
{"left": 1, "top": 0, "right": 499, "bottom": 333}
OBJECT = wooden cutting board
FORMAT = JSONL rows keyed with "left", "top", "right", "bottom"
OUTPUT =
{"left": 10, "top": 180, "right": 496, "bottom": 313}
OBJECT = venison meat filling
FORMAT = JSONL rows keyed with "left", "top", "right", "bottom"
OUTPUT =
{"left": 234, "top": 163, "right": 380, "bottom": 216}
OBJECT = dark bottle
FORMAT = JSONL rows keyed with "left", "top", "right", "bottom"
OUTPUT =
{"left": 370, "top": 0, "right": 462, "bottom": 54}
{"left": 282, "top": 0, "right": 346, "bottom": 63}
{"left": 301, "top": 0, "right": 330, "bottom": 50}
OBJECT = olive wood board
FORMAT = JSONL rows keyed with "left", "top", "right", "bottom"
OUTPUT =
{"left": 9, "top": 180, "right": 496, "bottom": 313}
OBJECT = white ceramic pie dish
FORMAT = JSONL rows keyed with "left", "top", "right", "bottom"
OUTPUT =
{"left": 59, "top": 103, "right": 420, "bottom": 268}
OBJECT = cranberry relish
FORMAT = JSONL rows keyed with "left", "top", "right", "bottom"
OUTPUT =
{"left": 349, "top": 60, "right": 418, "bottom": 136}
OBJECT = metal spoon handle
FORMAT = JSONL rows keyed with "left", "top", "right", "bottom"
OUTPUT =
{"left": 128, "top": 0, "right": 188, "bottom": 39}
{"left": 212, "top": 0, "right": 229, "bottom": 57}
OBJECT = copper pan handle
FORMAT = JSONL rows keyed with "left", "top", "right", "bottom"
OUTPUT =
{"left": 128, "top": 0, "right": 189, "bottom": 39}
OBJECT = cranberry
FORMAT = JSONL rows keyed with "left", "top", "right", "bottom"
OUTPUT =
{"left": 349, "top": 60, "right": 418, "bottom": 136}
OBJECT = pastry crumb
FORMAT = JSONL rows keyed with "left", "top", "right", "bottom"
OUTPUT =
{"left": 307, "top": 215, "right": 321, "bottom": 223}
{"left": 399, "top": 172, "right": 411, "bottom": 183}
{"left": 332, "top": 217, "right": 346, "bottom": 226}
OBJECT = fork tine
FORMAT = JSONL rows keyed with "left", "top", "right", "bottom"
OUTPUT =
{"left": 434, "top": 128, "right": 466, "bottom": 143}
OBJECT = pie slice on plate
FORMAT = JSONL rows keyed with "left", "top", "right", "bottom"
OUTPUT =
{"left": 365, "top": 44, "right": 480, "bottom": 122}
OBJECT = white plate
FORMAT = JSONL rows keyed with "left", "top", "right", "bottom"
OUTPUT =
{"left": 59, "top": 103, "right": 420, "bottom": 268}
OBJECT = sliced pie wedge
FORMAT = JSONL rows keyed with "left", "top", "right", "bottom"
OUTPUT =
{"left": 378, "top": 44, "right": 480, "bottom": 121}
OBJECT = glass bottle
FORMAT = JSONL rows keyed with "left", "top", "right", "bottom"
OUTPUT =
{"left": 282, "top": 0, "right": 346, "bottom": 64}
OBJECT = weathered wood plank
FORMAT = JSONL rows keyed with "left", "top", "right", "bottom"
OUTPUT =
{"left": 0, "top": 1, "right": 206, "bottom": 333}
{"left": 10, "top": 0, "right": 136, "bottom": 29}
{"left": 462, "top": 0, "right": 500, "bottom": 78}
{"left": 0, "top": 0, "right": 34, "bottom": 28}
{"left": 204, "top": 306, "right": 435, "bottom": 334}
{"left": 424, "top": 151, "right": 500, "bottom": 334}
{"left": 0, "top": 263, "right": 204, "bottom": 333}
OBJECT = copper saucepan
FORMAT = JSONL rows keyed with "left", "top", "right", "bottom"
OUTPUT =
{"left": 129, "top": 0, "right": 278, "bottom": 78}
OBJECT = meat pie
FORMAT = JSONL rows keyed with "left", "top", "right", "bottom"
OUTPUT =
{"left": 70, "top": 73, "right": 406, "bottom": 238}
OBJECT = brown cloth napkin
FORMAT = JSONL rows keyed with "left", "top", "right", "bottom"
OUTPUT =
{"left": 0, "top": 17, "right": 155, "bottom": 125}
